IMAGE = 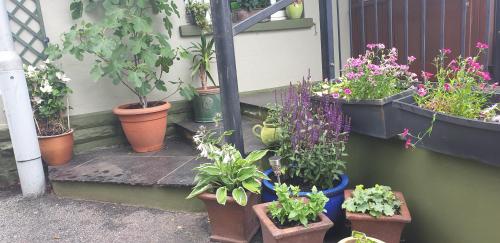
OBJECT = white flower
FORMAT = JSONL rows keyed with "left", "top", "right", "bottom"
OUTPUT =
{"left": 56, "top": 72, "right": 71, "bottom": 82}
{"left": 33, "top": 96, "right": 43, "bottom": 104}
{"left": 40, "top": 81, "right": 53, "bottom": 93}
{"left": 44, "top": 59, "right": 51, "bottom": 64}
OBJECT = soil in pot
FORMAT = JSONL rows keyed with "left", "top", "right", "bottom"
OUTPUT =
{"left": 193, "top": 86, "right": 222, "bottom": 123}
{"left": 198, "top": 192, "right": 260, "bottom": 243}
{"left": 38, "top": 129, "right": 74, "bottom": 166}
{"left": 113, "top": 101, "right": 171, "bottom": 153}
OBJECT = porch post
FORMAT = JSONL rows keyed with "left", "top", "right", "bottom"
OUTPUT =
{"left": 210, "top": 0, "right": 245, "bottom": 154}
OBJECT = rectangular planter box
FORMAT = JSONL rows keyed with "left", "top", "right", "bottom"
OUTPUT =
{"left": 345, "top": 190, "right": 411, "bottom": 243}
{"left": 253, "top": 202, "right": 333, "bottom": 243}
{"left": 313, "top": 90, "right": 414, "bottom": 139}
{"left": 393, "top": 94, "right": 500, "bottom": 166}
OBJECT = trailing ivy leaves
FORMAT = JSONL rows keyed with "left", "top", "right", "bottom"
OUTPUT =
{"left": 61, "top": 0, "right": 181, "bottom": 108}
{"left": 186, "top": 126, "right": 269, "bottom": 207}
{"left": 342, "top": 184, "right": 402, "bottom": 218}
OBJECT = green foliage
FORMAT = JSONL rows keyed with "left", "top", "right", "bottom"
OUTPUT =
{"left": 264, "top": 104, "right": 282, "bottom": 125}
{"left": 351, "top": 231, "right": 377, "bottom": 243}
{"left": 53, "top": 0, "right": 181, "bottom": 108}
{"left": 24, "top": 59, "right": 72, "bottom": 136}
{"left": 268, "top": 183, "right": 329, "bottom": 227}
{"left": 237, "top": 0, "right": 260, "bottom": 11}
{"left": 180, "top": 34, "right": 216, "bottom": 100}
{"left": 186, "top": 0, "right": 210, "bottom": 32}
{"left": 342, "top": 185, "right": 402, "bottom": 218}
{"left": 186, "top": 126, "right": 269, "bottom": 206}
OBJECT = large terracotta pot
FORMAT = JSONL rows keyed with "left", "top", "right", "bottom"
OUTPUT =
{"left": 113, "top": 101, "right": 171, "bottom": 153}
{"left": 345, "top": 190, "right": 412, "bottom": 243}
{"left": 38, "top": 129, "right": 74, "bottom": 166}
{"left": 198, "top": 192, "right": 260, "bottom": 243}
{"left": 253, "top": 202, "right": 333, "bottom": 243}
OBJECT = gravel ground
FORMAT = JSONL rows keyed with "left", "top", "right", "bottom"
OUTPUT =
{"left": 0, "top": 188, "right": 212, "bottom": 243}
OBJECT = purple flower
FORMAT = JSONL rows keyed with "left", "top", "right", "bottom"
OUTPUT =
{"left": 331, "top": 93, "right": 340, "bottom": 99}
{"left": 344, "top": 88, "right": 352, "bottom": 95}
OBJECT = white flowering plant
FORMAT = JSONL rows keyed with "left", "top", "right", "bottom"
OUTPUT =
{"left": 186, "top": 125, "right": 269, "bottom": 206}
{"left": 24, "top": 59, "right": 72, "bottom": 136}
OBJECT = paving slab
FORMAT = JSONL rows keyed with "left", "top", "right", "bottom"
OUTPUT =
{"left": 240, "top": 88, "right": 286, "bottom": 108}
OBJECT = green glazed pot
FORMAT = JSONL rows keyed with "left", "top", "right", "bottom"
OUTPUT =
{"left": 193, "top": 87, "right": 222, "bottom": 123}
{"left": 252, "top": 122, "right": 281, "bottom": 146}
{"left": 286, "top": 3, "right": 304, "bottom": 19}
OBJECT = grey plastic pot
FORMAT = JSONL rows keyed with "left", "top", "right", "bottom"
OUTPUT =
{"left": 393, "top": 94, "right": 500, "bottom": 166}
{"left": 312, "top": 89, "right": 414, "bottom": 139}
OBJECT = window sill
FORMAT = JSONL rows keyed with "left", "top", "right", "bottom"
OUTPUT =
{"left": 179, "top": 18, "right": 314, "bottom": 37}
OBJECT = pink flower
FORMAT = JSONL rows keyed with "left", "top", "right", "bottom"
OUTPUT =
{"left": 417, "top": 86, "right": 427, "bottom": 97}
{"left": 344, "top": 88, "right": 352, "bottom": 95}
{"left": 407, "top": 56, "right": 416, "bottom": 63}
{"left": 442, "top": 48, "right": 452, "bottom": 55}
{"left": 405, "top": 138, "right": 412, "bottom": 149}
{"left": 443, "top": 83, "right": 451, "bottom": 91}
{"left": 401, "top": 128, "right": 409, "bottom": 139}
{"left": 366, "top": 44, "right": 377, "bottom": 49}
{"left": 331, "top": 93, "right": 340, "bottom": 99}
{"left": 476, "top": 41, "right": 489, "bottom": 49}
{"left": 478, "top": 71, "right": 491, "bottom": 81}
{"left": 421, "top": 71, "right": 433, "bottom": 80}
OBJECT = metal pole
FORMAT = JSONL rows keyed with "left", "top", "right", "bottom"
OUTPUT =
{"left": 210, "top": 0, "right": 245, "bottom": 154}
{"left": 0, "top": 0, "right": 45, "bottom": 197}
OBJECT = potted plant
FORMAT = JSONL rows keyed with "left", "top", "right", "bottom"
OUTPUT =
{"left": 338, "top": 231, "right": 385, "bottom": 243}
{"left": 262, "top": 79, "right": 351, "bottom": 223}
{"left": 286, "top": 0, "right": 303, "bottom": 19}
{"left": 24, "top": 59, "right": 73, "bottom": 166}
{"left": 252, "top": 104, "right": 282, "bottom": 147}
{"left": 342, "top": 185, "right": 411, "bottom": 243}
{"left": 52, "top": 0, "right": 181, "bottom": 153}
{"left": 235, "top": 0, "right": 260, "bottom": 22}
{"left": 312, "top": 44, "right": 418, "bottom": 139}
{"left": 253, "top": 183, "right": 333, "bottom": 243}
{"left": 186, "top": 124, "right": 269, "bottom": 243}
{"left": 180, "top": 34, "right": 221, "bottom": 123}
{"left": 394, "top": 43, "right": 500, "bottom": 166}
{"left": 186, "top": 0, "right": 211, "bottom": 32}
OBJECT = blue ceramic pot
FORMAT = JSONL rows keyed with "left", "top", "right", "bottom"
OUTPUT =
{"left": 261, "top": 169, "right": 349, "bottom": 222}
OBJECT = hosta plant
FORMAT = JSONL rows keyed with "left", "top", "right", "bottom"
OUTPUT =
{"left": 278, "top": 79, "right": 351, "bottom": 189}
{"left": 24, "top": 59, "right": 72, "bottom": 136}
{"left": 342, "top": 185, "right": 402, "bottom": 218}
{"left": 414, "top": 43, "right": 498, "bottom": 120}
{"left": 48, "top": 0, "right": 181, "bottom": 109}
{"left": 186, "top": 125, "right": 269, "bottom": 206}
{"left": 312, "top": 44, "right": 417, "bottom": 100}
{"left": 268, "top": 183, "right": 329, "bottom": 227}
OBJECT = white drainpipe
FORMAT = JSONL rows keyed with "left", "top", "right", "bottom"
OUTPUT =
{"left": 0, "top": 0, "right": 45, "bottom": 197}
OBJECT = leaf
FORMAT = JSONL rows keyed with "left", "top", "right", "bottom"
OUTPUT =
{"left": 70, "top": 1, "right": 83, "bottom": 20}
{"left": 132, "top": 16, "right": 152, "bottom": 33}
{"left": 90, "top": 64, "right": 104, "bottom": 81}
{"left": 244, "top": 150, "right": 269, "bottom": 163}
{"left": 128, "top": 72, "right": 143, "bottom": 88}
{"left": 242, "top": 179, "right": 260, "bottom": 194}
{"left": 216, "top": 187, "right": 227, "bottom": 205}
{"left": 186, "top": 184, "right": 210, "bottom": 199}
{"left": 232, "top": 187, "right": 247, "bottom": 206}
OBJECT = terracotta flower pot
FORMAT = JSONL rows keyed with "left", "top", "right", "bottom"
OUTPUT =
{"left": 38, "top": 129, "right": 74, "bottom": 166}
{"left": 113, "top": 101, "right": 171, "bottom": 153}
{"left": 345, "top": 190, "right": 412, "bottom": 243}
{"left": 253, "top": 202, "right": 333, "bottom": 243}
{"left": 198, "top": 192, "right": 260, "bottom": 243}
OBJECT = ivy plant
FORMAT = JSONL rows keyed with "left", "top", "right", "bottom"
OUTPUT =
{"left": 48, "top": 0, "right": 181, "bottom": 109}
{"left": 186, "top": 125, "right": 269, "bottom": 206}
{"left": 268, "top": 183, "right": 329, "bottom": 227}
{"left": 342, "top": 184, "right": 402, "bottom": 218}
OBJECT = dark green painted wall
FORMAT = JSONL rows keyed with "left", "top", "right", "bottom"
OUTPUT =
{"left": 346, "top": 134, "right": 500, "bottom": 243}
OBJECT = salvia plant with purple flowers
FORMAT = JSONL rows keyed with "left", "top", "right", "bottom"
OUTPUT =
{"left": 277, "top": 79, "right": 351, "bottom": 189}
{"left": 312, "top": 44, "right": 417, "bottom": 100}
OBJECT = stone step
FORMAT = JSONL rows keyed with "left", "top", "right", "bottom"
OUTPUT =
{"left": 49, "top": 136, "right": 205, "bottom": 212}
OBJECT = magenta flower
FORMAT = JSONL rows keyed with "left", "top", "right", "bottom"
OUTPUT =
{"left": 401, "top": 128, "right": 409, "bottom": 138}
{"left": 344, "top": 88, "right": 352, "bottom": 95}
{"left": 417, "top": 86, "right": 427, "bottom": 97}
{"left": 407, "top": 56, "right": 416, "bottom": 63}
{"left": 442, "top": 48, "right": 452, "bottom": 55}
{"left": 476, "top": 41, "right": 489, "bottom": 49}
{"left": 421, "top": 71, "right": 433, "bottom": 80}
{"left": 443, "top": 83, "right": 451, "bottom": 92}
{"left": 331, "top": 93, "right": 340, "bottom": 99}
{"left": 366, "top": 44, "right": 377, "bottom": 49}
{"left": 478, "top": 71, "right": 491, "bottom": 81}
{"left": 405, "top": 138, "right": 412, "bottom": 149}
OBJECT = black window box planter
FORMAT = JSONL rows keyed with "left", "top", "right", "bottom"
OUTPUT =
{"left": 312, "top": 90, "right": 414, "bottom": 139}
{"left": 393, "top": 94, "right": 500, "bottom": 166}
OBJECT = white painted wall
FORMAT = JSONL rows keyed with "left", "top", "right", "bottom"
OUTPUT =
{"left": 0, "top": 0, "right": 352, "bottom": 125}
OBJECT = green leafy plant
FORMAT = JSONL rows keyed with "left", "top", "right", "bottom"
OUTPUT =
{"left": 267, "top": 183, "right": 329, "bottom": 227}
{"left": 312, "top": 44, "right": 417, "bottom": 100}
{"left": 186, "top": 125, "right": 269, "bottom": 206}
{"left": 264, "top": 103, "right": 282, "bottom": 124}
{"left": 50, "top": 0, "right": 181, "bottom": 109}
{"left": 351, "top": 231, "right": 377, "bottom": 243}
{"left": 237, "top": 0, "right": 260, "bottom": 11}
{"left": 186, "top": 0, "right": 210, "bottom": 32}
{"left": 342, "top": 185, "right": 402, "bottom": 218}
{"left": 24, "top": 59, "right": 72, "bottom": 136}
{"left": 179, "top": 34, "right": 216, "bottom": 101}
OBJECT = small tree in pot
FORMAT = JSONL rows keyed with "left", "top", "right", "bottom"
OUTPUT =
{"left": 342, "top": 185, "right": 412, "bottom": 243}
{"left": 186, "top": 123, "right": 269, "bottom": 242}
{"left": 50, "top": 0, "right": 181, "bottom": 152}
{"left": 253, "top": 183, "right": 333, "bottom": 243}
{"left": 24, "top": 59, "right": 73, "bottom": 166}
{"left": 180, "top": 34, "right": 221, "bottom": 123}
